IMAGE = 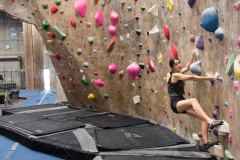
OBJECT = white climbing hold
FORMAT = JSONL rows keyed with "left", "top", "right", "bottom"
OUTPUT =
{"left": 217, "top": 120, "right": 229, "bottom": 135}
{"left": 133, "top": 95, "right": 141, "bottom": 104}
{"left": 147, "top": 4, "right": 159, "bottom": 17}
{"left": 147, "top": 25, "right": 160, "bottom": 35}
{"left": 214, "top": 144, "right": 224, "bottom": 158}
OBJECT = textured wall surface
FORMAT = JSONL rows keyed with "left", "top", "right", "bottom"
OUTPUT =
{"left": 1, "top": 0, "right": 240, "bottom": 158}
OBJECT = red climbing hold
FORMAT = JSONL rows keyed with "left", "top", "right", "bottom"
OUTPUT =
{"left": 50, "top": 32, "right": 56, "bottom": 38}
{"left": 70, "top": 19, "right": 77, "bottom": 27}
{"left": 50, "top": 6, "right": 58, "bottom": 13}
{"left": 94, "top": 0, "right": 99, "bottom": 5}
{"left": 164, "top": 24, "right": 170, "bottom": 40}
{"left": 189, "top": 34, "right": 195, "bottom": 43}
{"left": 148, "top": 57, "right": 156, "bottom": 72}
{"left": 54, "top": 54, "right": 61, "bottom": 60}
{"left": 170, "top": 44, "right": 179, "bottom": 59}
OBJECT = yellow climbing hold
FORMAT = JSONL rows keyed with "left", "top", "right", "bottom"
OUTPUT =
{"left": 173, "top": 127, "right": 177, "bottom": 132}
{"left": 157, "top": 53, "right": 163, "bottom": 64}
{"left": 234, "top": 55, "right": 240, "bottom": 80}
{"left": 88, "top": 93, "right": 95, "bottom": 100}
{"left": 166, "top": 0, "right": 174, "bottom": 11}
{"left": 166, "top": 73, "right": 171, "bottom": 82}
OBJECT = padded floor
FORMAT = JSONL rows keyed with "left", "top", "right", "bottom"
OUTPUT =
{"left": 95, "top": 126, "right": 189, "bottom": 150}
{"left": 100, "top": 155, "right": 207, "bottom": 160}
{"left": 76, "top": 112, "right": 147, "bottom": 129}
{"left": 0, "top": 113, "right": 43, "bottom": 125}
{"left": 15, "top": 119, "right": 85, "bottom": 136}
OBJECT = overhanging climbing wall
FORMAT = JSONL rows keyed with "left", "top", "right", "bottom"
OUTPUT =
{"left": 1, "top": 0, "right": 240, "bottom": 159}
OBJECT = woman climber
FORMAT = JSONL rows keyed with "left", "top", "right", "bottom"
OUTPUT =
{"left": 167, "top": 50, "right": 223, "bottom": 150}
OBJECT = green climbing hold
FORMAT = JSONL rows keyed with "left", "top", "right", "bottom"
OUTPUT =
{"left": 53, "top": 25, "right": 66, "bottom": 41}
{"left": 55, "top": 0, "right": 61, "bottom": 5}
{"left": 42, "top": 20, "right": 49, "bottom": 30}
{"left": 42, "top": 3, "right": 48, "bottom": 9}
{"left": 77, "top": 48, "right": 82, "bottom": 55}
{"left": 226, "top": 54, "right": 234, "bottom": 76}
{"left": 81, "top": 75, "right": 89, "bottom": 85}
{"left": 83, "top": 62, "right": 89, "bottom": 68}
{"left": 225, "top": 150, "right": 234, "bottom": 160}
{"left": 103, "top": 93, "right": 109, "bottom": 99}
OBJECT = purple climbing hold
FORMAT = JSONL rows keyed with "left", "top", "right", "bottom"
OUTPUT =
{"left": 195, "top": 35, "right": 204, "bottom": 50}
{"left": 197, "top": 132, "right": 202, "bottom": 137}
{"left": 213, "top": 128, "right": 218, "bottom": 137}
{"left": 211, "top": 111, "right": 218, "bottom": 119}
{"left": 188, "top": 0, "right": 196, "bottom": 8}
{"left": 201, "top": 7, "right": 219, "bottom": 32}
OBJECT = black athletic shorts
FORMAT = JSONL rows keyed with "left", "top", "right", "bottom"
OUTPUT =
{"left": 170, "top": 95, "right": 186, "bottom": 114}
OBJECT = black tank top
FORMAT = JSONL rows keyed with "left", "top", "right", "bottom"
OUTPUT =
{"left": 167, "top": 72, "right": 185, "bottom": 96}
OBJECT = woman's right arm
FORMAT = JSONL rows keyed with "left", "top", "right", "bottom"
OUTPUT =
{"left": 173, "top": 73, "right": 216, "bottom": 81}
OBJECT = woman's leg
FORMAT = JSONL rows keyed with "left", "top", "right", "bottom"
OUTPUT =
{"left": 186, "top": 108, "right": 209, "bottom": 144}
{"left": 176, "top": 98, "right": 213, "bottom": 124}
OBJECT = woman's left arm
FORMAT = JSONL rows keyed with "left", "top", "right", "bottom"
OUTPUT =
{"left": 181, "top": 50, "right": 196, "bottom": 74}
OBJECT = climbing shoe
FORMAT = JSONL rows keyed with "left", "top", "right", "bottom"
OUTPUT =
{"left": 209, "top": 120, "right": 224, "bottom": 130}
{"left": 199, "top": 141, "right": 219, "bottom": 151}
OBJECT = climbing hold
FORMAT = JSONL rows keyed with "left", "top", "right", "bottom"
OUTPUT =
{"left": 224, "top": 101, "right": 229, "bottom": 107}
{"left": 95, "top": 8, "right": 103, "bottom": 26}
{"left": 118, "top": 70, "right": 124, "bottom": 79}
{"left": 215, "top": 105, "right": 219, "bottom": 110}
{"left": 75, "top": 0, "right": 87, "bottom": 18}
{"left": 164, "top": 24, "right": 170, "bottom": 40}
{"left": 147, "top": 4, "right": 158, "bottom": 17}
{"left": 228, "top": 133, "right": 233, "bottom": 144}
{"left": 94, "top": 79, "right": 105, "bottom": 87}
{"left": 60, "top": 10, "right": 64, "bottom": 14}
{"left": 107, "top": 36, "right": 117, "bottom": 53}
{"left": 81, "top": 75, "right": 89, "bottom": 85}
{"left": 234, "top": 55, "right": 240, "bottom": 80}
{"left": 42, "top": 3, "right": 48, "bottom": 9}
{"left": 88, "top": 93, "right": 95, "bottom": 100}
{"left": 234, "top": 1, "right": 240, "bottom": 12}
{"left": 135, "top": 16, "right": 139, "bottom": 21}
{"left": 67, "top": 61, "right": 74, "bottom": 70}
{"left": 135, "top": 29, "right": 141, "bottom": 36}
{"left": 169, "top": 44, "right": 179, "bottom": 59}
{"left": 224, "top": 54, "right": 228, "bottom": 65}
{"left": 140, "top": 6, "right": 145, "bottom": 11}
{"left": 214, "top": 27, "right": 224, "bottom": 41}
{"left": 55, "top": 0, "right": 61, "bottom": 5}
{"left": 147, "top": 57, "right": 156, "bottom": 72}
{"left": 53, "top": 25, "right": 66, "bottom": 40}
{"left": 110, "top": 10, "right": 119, "bottom": 26}
{"left": 225, "top": 150, "right": 234, "bottom": 160}
{"left": 201, "top": 7, "right": 219, "bottom": 32}
{"left": 195, "top": 35, "right": 204, "bottom": 50}
{"left": 189, "top": 34, "right": 195, "bottom": 43}
{"left": 108, "top": 25, "right": 117, "bottom": 37}
{"left": 49, "top": 32, "right": 56, "bottom": 38}
{"left": 190, "top": 60, "right": 202, "bottom": 76}
{"left": 226, "top": 53, "right": 234, "bottom": 76}
{"left": 133, "top": 95, "right": 141, "bottom": 104}
{"left": 54, "top": 53, "right": 61, "bottom": 60}
{"left": 237, "top": 36, "right": 240, "bottom": 47}
{"left": 87, "top": 37, "right": 94, "bottom": 45}
{"left": 103, "top": 93, "right": 109, "bottom": 100}
{"left": 94, "top": 0, "right": 99, "bottom": 5}
{"left": 212, "top": 111, "right": 218, "bottom": 119}
{"left": 213, "top": 128, "right": 218, "bottom": 137}
{"left": 157, "top": 53, "right": 163, "bottom": 64}
{"left": 127, "top": 5, "right": 132, "bottom": 12}
{"left": 77, "top": 48, "right": 82, "bottom": 55}
{"left": 217, "top": 121, "right": 229, "bottom": 135}
{"left": 83, "top": 62, "right": 89, "bottom": 68}
{"left": 121, "top": 1, "right": 125, "bottom": 6}
{"left": 101, "top": 3, "right": 105, "bottom": 7}
{"left": 124, "top": 23, "right": 129, "bottom": 29}
{"left": 233, "top": 81, "right": 239, "bottom": 91}
{"left": 135, "top": 52, "right": 140, "bottom": 57}
{"left": 147, "top": 25, "right": 159, "bottom": 35}
{"left": 127, "top": 62, "right": 141, "bottom": 80}
{"left": 70, "top": 19, "right": 77, "bottom": 27}
{"left": 42, "top": 20, "right": 49, "bottom": 30}
{"left": 139, "top": 63, "right": 145, "bottom": 69}
{"left": 187, "top": 0, "right": 196, "bottom": 8}
{"left": 228, "top": 107, "right": 233, "bottom": 118}
{"left": 47, "top": 40, "right": 54, "bottom": 45}
{"left": 50, "top": 6, "right": 58, "bottom": 13}
{"left": 108, "top": 63, "right": 118, "bottom": 74}
{"left": 166, "top": 0, "right": 174, "bottom": 11}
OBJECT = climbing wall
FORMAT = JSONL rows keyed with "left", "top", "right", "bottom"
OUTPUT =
{"left": 1, "top": 0, "right": 240, "bottom": 159}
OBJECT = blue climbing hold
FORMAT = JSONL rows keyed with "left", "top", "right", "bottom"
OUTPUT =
{"left": 201, "top": 7, "right": 219, "bottom": 32}
{"left": 214, "top": 27, "right": 224, "bottom": 41}
{"left": 187, "top": 0, "right": 196, "bottom": 8}
{"left": 195, "top": 35, "right": 204, "bottom": 50}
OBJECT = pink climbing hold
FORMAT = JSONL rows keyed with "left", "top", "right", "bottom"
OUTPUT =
{"left": 110, "top": 10, "right": 119, "bottom": 26}
{"left": 224, "top": 54, "right": 228, "bottom": 65}
{"left": 75, "top": 0, "right": 87, "bottom": 18}
{"left": 234, "top": 1, "right": 240, "bottom": 12}
{"left": 108, "top": 25, "right": 117, "bottom": 37}
{"left": 94, "top": 79, "right": 105, "bottom": 87}
{"left": 233, "top": 81, "right": 239, "bottom": 91}
{"left": 95, "top": 8, "right": 103, "bottom": 26}
{"left": 108, "top": 63, "right": 118, "bottom": 74}
{"left": 164, "top": 24, "right": 170, "bottom": 40}
{"left": 228, "top": 133, "right": 233, "bottom": 144}
{"left": 189, "top": 34, "right": 195, "bottom": 43}
{"left": 127, "top": 62, "right": 141, "bottom": 80}
{"left": 50, "top": 6, "right": 58, "bottom": 13}
{"left": 228, "top": 107, "right": 233, "bottom": 118}
{"left": 170, "top": 45, "right": 179, "bottom": 59}
{"left": 237, "top": 35, "right": 240, "bottom": 47}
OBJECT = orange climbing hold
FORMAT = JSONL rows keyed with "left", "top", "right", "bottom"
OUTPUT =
{"left": 50, "top": 6, "right": 58, "bottom": 13}
{"left": 107, "top": 36, "right": 117, "bottom": 53}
